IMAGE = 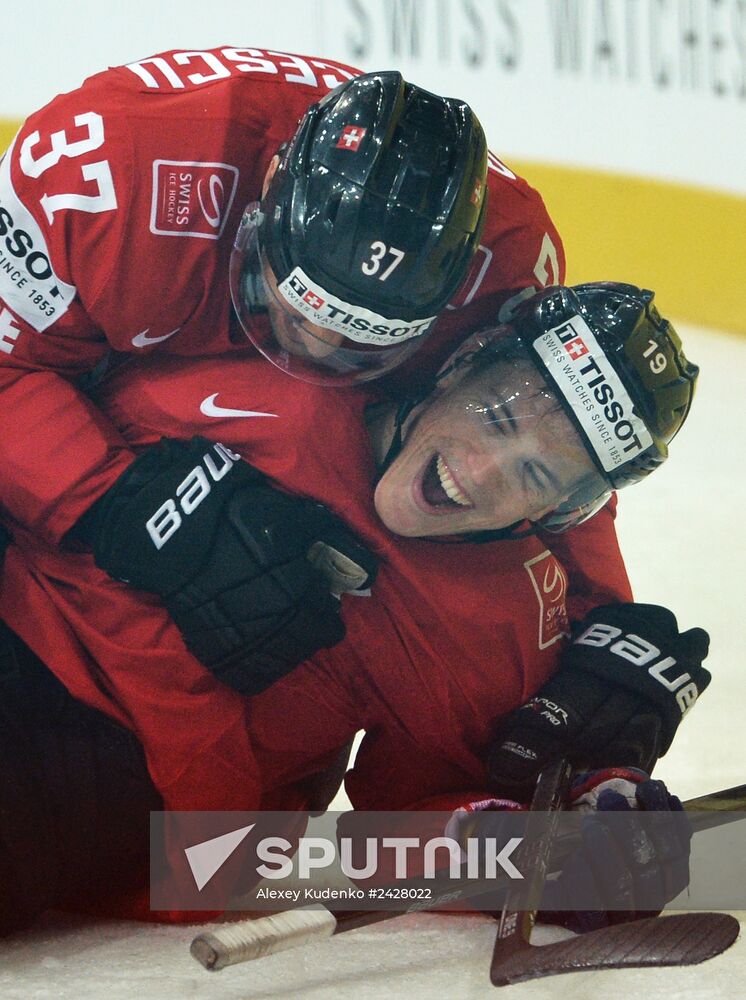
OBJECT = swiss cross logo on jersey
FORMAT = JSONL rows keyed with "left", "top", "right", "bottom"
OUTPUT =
{"left": 336, "top": 126, "right": 366, "bottom": 151}
{"left": 150, "top": 160, "right": 239, "bottom": 239}
{"left": 563, "top": 336, "right": 589, "bottom": 360}
{"left": 303, "top": 290, "right": 325, "bottom": 310}
{"left": 523, "top": 551, "right": 570, "bottom": 650}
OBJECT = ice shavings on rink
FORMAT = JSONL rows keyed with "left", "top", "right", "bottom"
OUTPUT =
{"left": 1, "top": 326, "right": 743, "bottom": 1000}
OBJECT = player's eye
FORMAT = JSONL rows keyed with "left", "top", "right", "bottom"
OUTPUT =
{"left": 524, "top": 461, "right": 560, "bottom": 506}
{"left": 478, "top": 399, "right": 516, "bottom": 436}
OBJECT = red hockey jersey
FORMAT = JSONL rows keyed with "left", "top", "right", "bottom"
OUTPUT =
{"left": 0, "top": 45, "right": 564, "bottom": 543}
{"left": 0, "top": 352, "right": 631, "bottom": 814}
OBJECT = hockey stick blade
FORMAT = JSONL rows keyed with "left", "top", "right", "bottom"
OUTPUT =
{"left": 489, "top": 911, "right": 740, "bottom": 986}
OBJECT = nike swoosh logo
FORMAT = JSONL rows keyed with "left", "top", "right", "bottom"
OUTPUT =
{"left": 199, "top": 394, "right": 279, "bottom": 419}
{"left": 131, "top": 326, "right": 182, "bottom": 347}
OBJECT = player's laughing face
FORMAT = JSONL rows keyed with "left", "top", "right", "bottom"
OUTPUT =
{"left": 373, "top": 353, "right": 597, "bottom": 537}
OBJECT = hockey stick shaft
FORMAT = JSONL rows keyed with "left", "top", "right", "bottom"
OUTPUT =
{"left": 491, "top": 757, "right": 572, "bottom": 976}
{"left": 190, "top": 778, "right": 746, "bottom": 970}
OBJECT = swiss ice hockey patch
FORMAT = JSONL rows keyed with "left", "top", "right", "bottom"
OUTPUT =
{"left": 523, "top": 551, "right": 569, "bottom": 649}
{"left": 150, "top": 160, "right": 239, "bottom": 239}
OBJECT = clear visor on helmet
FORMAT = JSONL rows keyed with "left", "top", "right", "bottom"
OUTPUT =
{"left": 229, "top": 205, "right": 435, "bottom": 386}
{"left": 430, "top": 334, "right": 614, "bottom": 534}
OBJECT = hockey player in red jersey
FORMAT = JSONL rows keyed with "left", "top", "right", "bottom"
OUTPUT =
{"left": 0, "top": 282, "right": 707, "bottom": 931}
{"left": 0, "top": 47, "right": 568, "bottom": 774}
{"left": 0, "top": 45, "right": 564, "bottom": 553}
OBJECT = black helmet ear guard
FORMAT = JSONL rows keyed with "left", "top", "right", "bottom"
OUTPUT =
{"left": 230, "top": 71, "right": 489, "bottom": 385}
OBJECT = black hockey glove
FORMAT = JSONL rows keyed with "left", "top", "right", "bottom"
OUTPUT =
{"left": 488, "top": 603, "right": 710, "bottom": 800}
{"left": 73, "top": 436, "right": 377, "bottom": 694}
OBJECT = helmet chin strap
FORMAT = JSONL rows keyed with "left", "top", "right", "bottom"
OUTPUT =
{"left": 379, "top": 394, "right": 426, "bottom": 472}
{"left": 408, "top": 519, "right": 540, "bottom": 547}
{"left": 379, "top": 342, "right": 483, "bottom": 472}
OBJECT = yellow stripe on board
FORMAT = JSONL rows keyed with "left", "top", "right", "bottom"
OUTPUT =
{"left": 0, "top": 119, "right": 743, "bottom": 334}
{"left": 512, "top": 160, "right": 746, "bottom": 336}
{"left": 0, "top": 119, "right": 19, "bottom": 153}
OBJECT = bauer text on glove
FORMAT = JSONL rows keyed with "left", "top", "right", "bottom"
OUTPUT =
{"left": 488, "top": 602, "right": 710, "bottom": 799}
{"left": 71, "top": 436, "right": 377, "bottom": 693}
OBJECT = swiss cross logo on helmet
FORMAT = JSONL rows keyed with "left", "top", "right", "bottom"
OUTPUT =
{"left": 470, "top": 178, "right": 483, "bottom": 206}
{"left": 303, "top": 291, "right": 325, "bottom": 310}
{"left": 563, "top": 336, "right": 589, "bottom": 360}
{"left": 336, "top": 126, "right": 366, "bottom": 151}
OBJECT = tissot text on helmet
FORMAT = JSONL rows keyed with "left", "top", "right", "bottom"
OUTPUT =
{"left": 278, "top": 266, "right": 437, "bottom": 345}
{"left": 533, "top": 316, "right": 653, "bottom": 472}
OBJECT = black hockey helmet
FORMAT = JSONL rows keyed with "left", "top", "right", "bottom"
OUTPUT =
{"left": 382, "top": 282, "right": 699, "bottom": 536}
{"left": 489, "top": 282, "right": 699, "bottom": 530}
{"left": 230, "top": 70, "right": 488, "bottom": 384}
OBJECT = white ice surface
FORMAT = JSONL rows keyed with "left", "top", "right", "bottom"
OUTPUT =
{"left": 0, "top": 323, "right": 743, "bottom": 998}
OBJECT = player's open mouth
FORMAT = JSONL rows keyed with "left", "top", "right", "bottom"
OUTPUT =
{"left": 418, "top": 454, "right": 473, "bottom": 510}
